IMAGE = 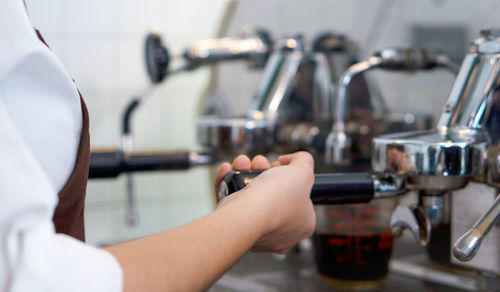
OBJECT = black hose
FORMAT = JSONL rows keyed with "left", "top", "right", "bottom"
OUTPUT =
{"left": 122, "top": 98, "right": 141, "bottom": 135}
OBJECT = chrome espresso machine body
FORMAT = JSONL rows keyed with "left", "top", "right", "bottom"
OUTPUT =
{"left": 196, "top": 33, "right": 455, "bottom": 165}
{"left": 372, "top": 29, "right": 500, "bottom": 275}
{"left": 197, "top": 34, "right": 337, "bottom": 161}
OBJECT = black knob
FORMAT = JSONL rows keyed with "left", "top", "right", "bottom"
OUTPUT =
{"left": 144, "top": 31, "right": 170, "bottom": 84}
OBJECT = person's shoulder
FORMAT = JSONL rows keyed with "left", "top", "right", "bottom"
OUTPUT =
{"left": 0, "top": 1, "right": 46, "bottom": 79}
{"left": 0, "top": 1, "right": 37, "bottom": 34}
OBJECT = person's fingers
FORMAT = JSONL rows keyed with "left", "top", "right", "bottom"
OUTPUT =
{"left": 277, "top": 154, "right": 293, "bottom": 165}
{"left": 214, "top": 162, "right": 232, "bottom": 196}
{"left": 277, "top": 151, "right": 314, "bottom": 167}
{"left": 232, "top": 154, "right": 252, "bottom": 171}
{"left": 251, "top": 155, "right": 271, "bottom": 170}
{"left": 214, "top": 155, "right": 252, "bottom": 202}
{"left": 270, "top": 161, "right": 281, "bottom": 168}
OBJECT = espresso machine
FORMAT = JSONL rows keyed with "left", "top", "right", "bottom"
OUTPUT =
{"left": 213, "top": 30, "right": 500, "bottom": 290}
{"left": 90, "top": 28, "right": 274, "bottom": 179}
{"left": 196, "top": 34, "right": 326, "bottom": 161}
{"left": 89, "top": 28, "right": 273, "bottom": 225}
{"left": 371, "top": 29, "right": 500, "bottom": 285}
{"left": 196, "top": 32, "right": 457, "bottom": 166}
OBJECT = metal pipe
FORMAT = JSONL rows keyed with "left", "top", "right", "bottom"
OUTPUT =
{"left": 334, "top": 56, "right": 382, "bottom": 134}
{"left": 246, "top": 38, "right": 303, "bottom": 125}
{"left": 184, "top": 36, "right": 270, "bottom": 70}
{"left": 326, "top": 47, "right": 460, "bottom": 165}
{"left": 453, "top": 193, "right": 500, "bottom": 261}
{"left": 325, "top": 56, "right": 382, "bottom": 165}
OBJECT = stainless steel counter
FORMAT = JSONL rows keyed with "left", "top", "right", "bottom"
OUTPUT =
{"left": 209, "top": 238, "right": 489, "bottom": 292}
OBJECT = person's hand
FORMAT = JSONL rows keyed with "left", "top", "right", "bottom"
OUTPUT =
{"left": 214, "top": 152, "right": 316, "bottom": 254}
{"left": 107, "top": 152, "right": 314, "bottom": 292}
{"left": 214, "top": 154, "right": 271, "bottom": 204}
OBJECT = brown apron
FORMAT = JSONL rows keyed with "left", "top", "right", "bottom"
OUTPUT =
{"left": 35, "top": 29, "right": 90, "bottom": 242}
{"left": 52, "top": 94, "right": 90, "bottom": 242}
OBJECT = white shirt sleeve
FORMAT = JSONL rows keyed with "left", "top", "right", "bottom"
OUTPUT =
{"left": 0, "top": 1, "right": 123, "bottom": 291}
{"left": 0, "top": 93, "right": 123, "bottom": 292}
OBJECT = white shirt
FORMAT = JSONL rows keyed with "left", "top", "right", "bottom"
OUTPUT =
{"left": 0, "top": 1, "right": 123, "bottom": 291}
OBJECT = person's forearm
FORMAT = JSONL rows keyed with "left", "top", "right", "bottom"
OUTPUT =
{"left": 104, "top": 190, "right": 270, "bottom": 292}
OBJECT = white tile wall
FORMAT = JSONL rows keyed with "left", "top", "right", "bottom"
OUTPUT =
{"left": 66, "top": 0, "right": 117, "bottom": 36}
{"left": 115, "top": 0, "right": 163, "bottom": 36}
{"left": 84, "top": 168, "right": 213, "bottom": 245}
{"left": 26, "top": 0, "right": 228, "bottom": 246}
{"left": 25, "top": 0, "right": 500, "bottom": 247}
{"left": 26, "top": 0, "right": 68, "bottom": 36}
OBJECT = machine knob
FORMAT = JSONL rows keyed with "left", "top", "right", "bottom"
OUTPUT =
{"left": 144, "top": 30, "right": 169, "bottom": 84}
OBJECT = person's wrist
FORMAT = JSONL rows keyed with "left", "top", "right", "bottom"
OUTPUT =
{"left": 237, "top": 182, "right": 281, "bottom": 236}
{"left": 214, "top": 186, "right": 275, "bottom": 242}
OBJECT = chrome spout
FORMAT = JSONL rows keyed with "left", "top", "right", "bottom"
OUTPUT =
{"left": 390, "top": 192, "right": 445, "bottom": 247}
{"left": 334, "top": 56, "right": 382, "bottom": 136}
{"left": 391, "top": 204, "right": 431, "bottom": 247}
{"left": 325, "top": 56, "right": 381, "bottom": 165}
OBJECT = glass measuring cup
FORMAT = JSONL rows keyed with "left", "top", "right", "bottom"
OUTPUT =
{"left": 313, "top": 198, "right": 396, "bottom": 290}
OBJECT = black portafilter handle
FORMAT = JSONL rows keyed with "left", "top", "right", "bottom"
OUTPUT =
{"left": 218, "top": 171, "right": 402, "bottom": 205}
{"left": 89, "top": 149, "right": 211, "bottom": 179}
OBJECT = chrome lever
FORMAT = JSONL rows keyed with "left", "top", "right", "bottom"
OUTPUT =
{"left": 453, "top": 193, "right": 500, "bottom": 261}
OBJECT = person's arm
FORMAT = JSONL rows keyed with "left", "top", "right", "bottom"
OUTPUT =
{"left": 104, "top": 152, "right": 316, "bottom": 292}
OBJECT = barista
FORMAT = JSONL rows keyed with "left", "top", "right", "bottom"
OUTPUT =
{"left": 0, "top": 1, "right": 316, "bottom": 292}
